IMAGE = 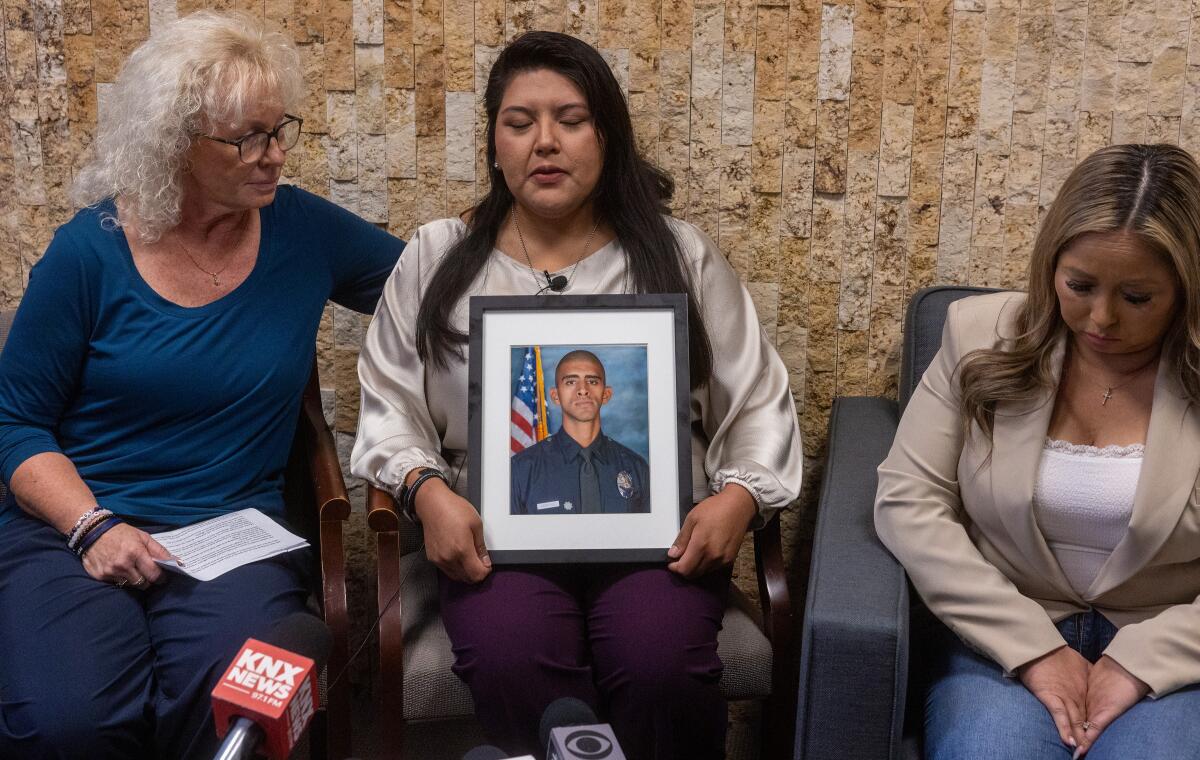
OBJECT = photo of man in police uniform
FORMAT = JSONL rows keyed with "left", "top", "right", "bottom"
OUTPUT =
{"left": 510, "top": 350, "right": 651, "bottom": 515}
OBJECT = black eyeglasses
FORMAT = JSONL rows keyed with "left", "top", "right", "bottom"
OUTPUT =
{"left": 199, "top": 114, "right": 303, "bottom": 163}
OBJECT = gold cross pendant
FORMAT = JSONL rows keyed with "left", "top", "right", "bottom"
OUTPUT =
{"left": 1101, "top": 387, "right": 1113, "bottom": 406}
{"left": 211, "top": 274, "right": 221, "bottom": 287}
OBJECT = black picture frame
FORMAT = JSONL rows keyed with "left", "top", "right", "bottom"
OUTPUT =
{"left": 467, "top": 293, "right": 693, "bottom": 563}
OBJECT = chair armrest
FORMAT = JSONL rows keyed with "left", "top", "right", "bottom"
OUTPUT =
{"left": 367, "top": 481, "right": 401, "bottom": 532}
{"left": 754, "top": 512, "right": 797, "bottom": 760}
{"left": 367, "top": 484, "right": 406, "bottom": 747}
{"left": 297, "top": 363, "right": 352, "bottom": 758}
{"left": 755, "top": 516, "right": 791, "bottom": 655}
{"left": 796, "top": 396, "right": 907, "bottom": 760}
{"left": 299, "top": 364, "right": 351, "bottom": 523}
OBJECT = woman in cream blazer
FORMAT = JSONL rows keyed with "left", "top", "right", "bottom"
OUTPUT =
{"left": 876, "top": 144, "right": 1200, "bottom": 760}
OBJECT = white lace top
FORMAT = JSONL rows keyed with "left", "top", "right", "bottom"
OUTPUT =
{"left": 1033, "top": 439, "right": 1143, "bottom": 596}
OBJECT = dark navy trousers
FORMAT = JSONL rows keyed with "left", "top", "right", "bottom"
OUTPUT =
{"left": 0, "top": 513, "right": 311, "bottom": 760}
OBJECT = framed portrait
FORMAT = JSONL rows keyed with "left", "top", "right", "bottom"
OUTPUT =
{"left": 467, "top": 293, "right": 692, "bottom": 563}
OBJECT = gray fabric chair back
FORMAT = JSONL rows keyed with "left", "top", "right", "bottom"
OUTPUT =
{"left": 400, "top": 518, "right": 422, "bottom": 555}
{"left": 0, "top": 310, "right": 14, "bottom": 506}
{"left": 898, "top": 287, "right": 1002, "bottom": 413}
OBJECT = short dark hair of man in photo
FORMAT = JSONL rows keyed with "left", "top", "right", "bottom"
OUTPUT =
{"left": 510, "top": 350, "right": 650, "bottom": 515}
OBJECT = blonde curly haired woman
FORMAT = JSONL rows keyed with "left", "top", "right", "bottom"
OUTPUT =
{"left": 0, "top": 12, "right": 402, "bottom": 758}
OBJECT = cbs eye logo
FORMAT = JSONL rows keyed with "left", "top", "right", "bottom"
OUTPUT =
{"left": 563, "top": 728, "right": 614, "bottom": 758}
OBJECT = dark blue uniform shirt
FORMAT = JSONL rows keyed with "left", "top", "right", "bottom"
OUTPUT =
{"left": 510, "top": 431, "right": 650, "bottom": 515}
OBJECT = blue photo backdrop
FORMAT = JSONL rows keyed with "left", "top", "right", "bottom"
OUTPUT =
{"left": 510, "top": 344, "right": 650, "bottom": 459}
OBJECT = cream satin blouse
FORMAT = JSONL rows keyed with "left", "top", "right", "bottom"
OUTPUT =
{"left": 349, "top": 216, "right": 802, "bottom": 526}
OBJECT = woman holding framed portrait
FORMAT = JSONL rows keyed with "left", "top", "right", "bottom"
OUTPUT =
{"left": 350, "top": 30, "right": 801, "bottom": 758}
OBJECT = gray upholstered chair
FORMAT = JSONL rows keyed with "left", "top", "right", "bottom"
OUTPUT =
{"left": 793, "top": 286, "right": 1001, "bottom": 760}
{"left": 367, "top": 481, "right": 797, "bottom": 759}
{"left": 0, "top": 308, "right": 356, "bottom": 760}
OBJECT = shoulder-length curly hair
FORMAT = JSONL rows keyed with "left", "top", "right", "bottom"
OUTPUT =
{"left": 72, "top": 11, "right": 302, "bottom": 242}
{"left": 958, "top": 143, "right": 1200, "bottom": 439}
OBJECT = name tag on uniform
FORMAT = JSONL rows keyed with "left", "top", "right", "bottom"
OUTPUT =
{"left": 536, "top": 500, "right": 560, "bottom": 511}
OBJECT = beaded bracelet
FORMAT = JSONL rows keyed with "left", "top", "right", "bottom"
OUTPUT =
{"left": 76, "top": 516, "right": 123, "bottom": 558}
{"left": 65, "top": 507, "right": 105, "bottom": 543}
{"left": 67, "top": 509, "right": 113, "bottom": 551}
{"left": 67, "top": 508, "right": 114, "bottom": 551}
{"left": 68, "top": 509, "right": 112, "bottom": 550}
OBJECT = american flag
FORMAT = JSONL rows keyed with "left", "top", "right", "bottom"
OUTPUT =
{"left": 511, "top": 347, "right": 548, "bottom": 455}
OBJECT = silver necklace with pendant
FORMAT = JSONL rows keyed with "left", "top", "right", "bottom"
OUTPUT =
{"left": 511, "top": 206, "right": 599, "bottom": 294}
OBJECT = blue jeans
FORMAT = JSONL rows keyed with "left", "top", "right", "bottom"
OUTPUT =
{"left": 925, "top": 609, "right": 1200, "bottom": 759}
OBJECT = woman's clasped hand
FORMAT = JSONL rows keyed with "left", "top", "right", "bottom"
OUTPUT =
{"left": 1019, "top": 647, "right": 1149, "bottom": 756}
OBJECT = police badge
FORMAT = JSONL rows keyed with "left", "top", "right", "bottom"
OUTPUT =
{"left": 616, "top": 470, "right": 634, "bottom": 499}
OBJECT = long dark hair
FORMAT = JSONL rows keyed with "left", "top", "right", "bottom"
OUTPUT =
{"left": 415, "top": 31, "right": 713, "bottom": 388}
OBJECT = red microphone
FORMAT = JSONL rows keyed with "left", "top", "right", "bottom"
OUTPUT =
{"left": 210, "top": 613, "right": 331, "bottom": 760}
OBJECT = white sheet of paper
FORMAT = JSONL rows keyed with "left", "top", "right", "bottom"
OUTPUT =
{"left": 152, "top": 508, "right": 309, "bottom": 582}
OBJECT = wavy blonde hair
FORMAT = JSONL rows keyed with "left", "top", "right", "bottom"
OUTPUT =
{"left": 72, "top": 11, "right": 302, "bottom": 242}
{"left": 959, "top": 144, "right": 1200, "bottom": 439}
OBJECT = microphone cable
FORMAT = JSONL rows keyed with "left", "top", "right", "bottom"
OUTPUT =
{"left": 325, "top": 458, "right": 464, "bottom": 692}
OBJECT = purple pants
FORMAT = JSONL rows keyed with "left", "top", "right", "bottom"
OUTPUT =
{"left": 439, "top": 564, "right": 730, "bottom": 759}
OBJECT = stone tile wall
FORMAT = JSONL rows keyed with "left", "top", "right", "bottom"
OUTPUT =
{"left": 4, "top": 0, "right": 1200, "bottom": 707}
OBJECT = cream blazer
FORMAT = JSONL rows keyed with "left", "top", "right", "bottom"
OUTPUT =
{"left": 875, "top": 291, "right": 1200, "bottom": 696}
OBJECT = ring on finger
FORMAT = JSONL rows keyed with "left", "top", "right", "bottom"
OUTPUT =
{"left": 115, "top": 578, "right": 129, "bottom": 588}
{"left": 1081, "top": 720, "right": 1095, "bottom": 732}
{"left": 133, "top": 576, "right": 148, "bottom": 588}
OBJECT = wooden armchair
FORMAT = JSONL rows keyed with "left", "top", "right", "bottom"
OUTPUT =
{"left": 366, "top": 482, "right": 797, "bottom": 759}
{"left": 282, "top": 360, "right": 355, "bottom": 760}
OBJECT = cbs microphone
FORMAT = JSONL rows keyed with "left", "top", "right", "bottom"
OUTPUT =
{"left": 210, "top": 612, "right": 332, "bottom": 760}
{"left": 540, "top": 698, "right": 627, "bottom": 760}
